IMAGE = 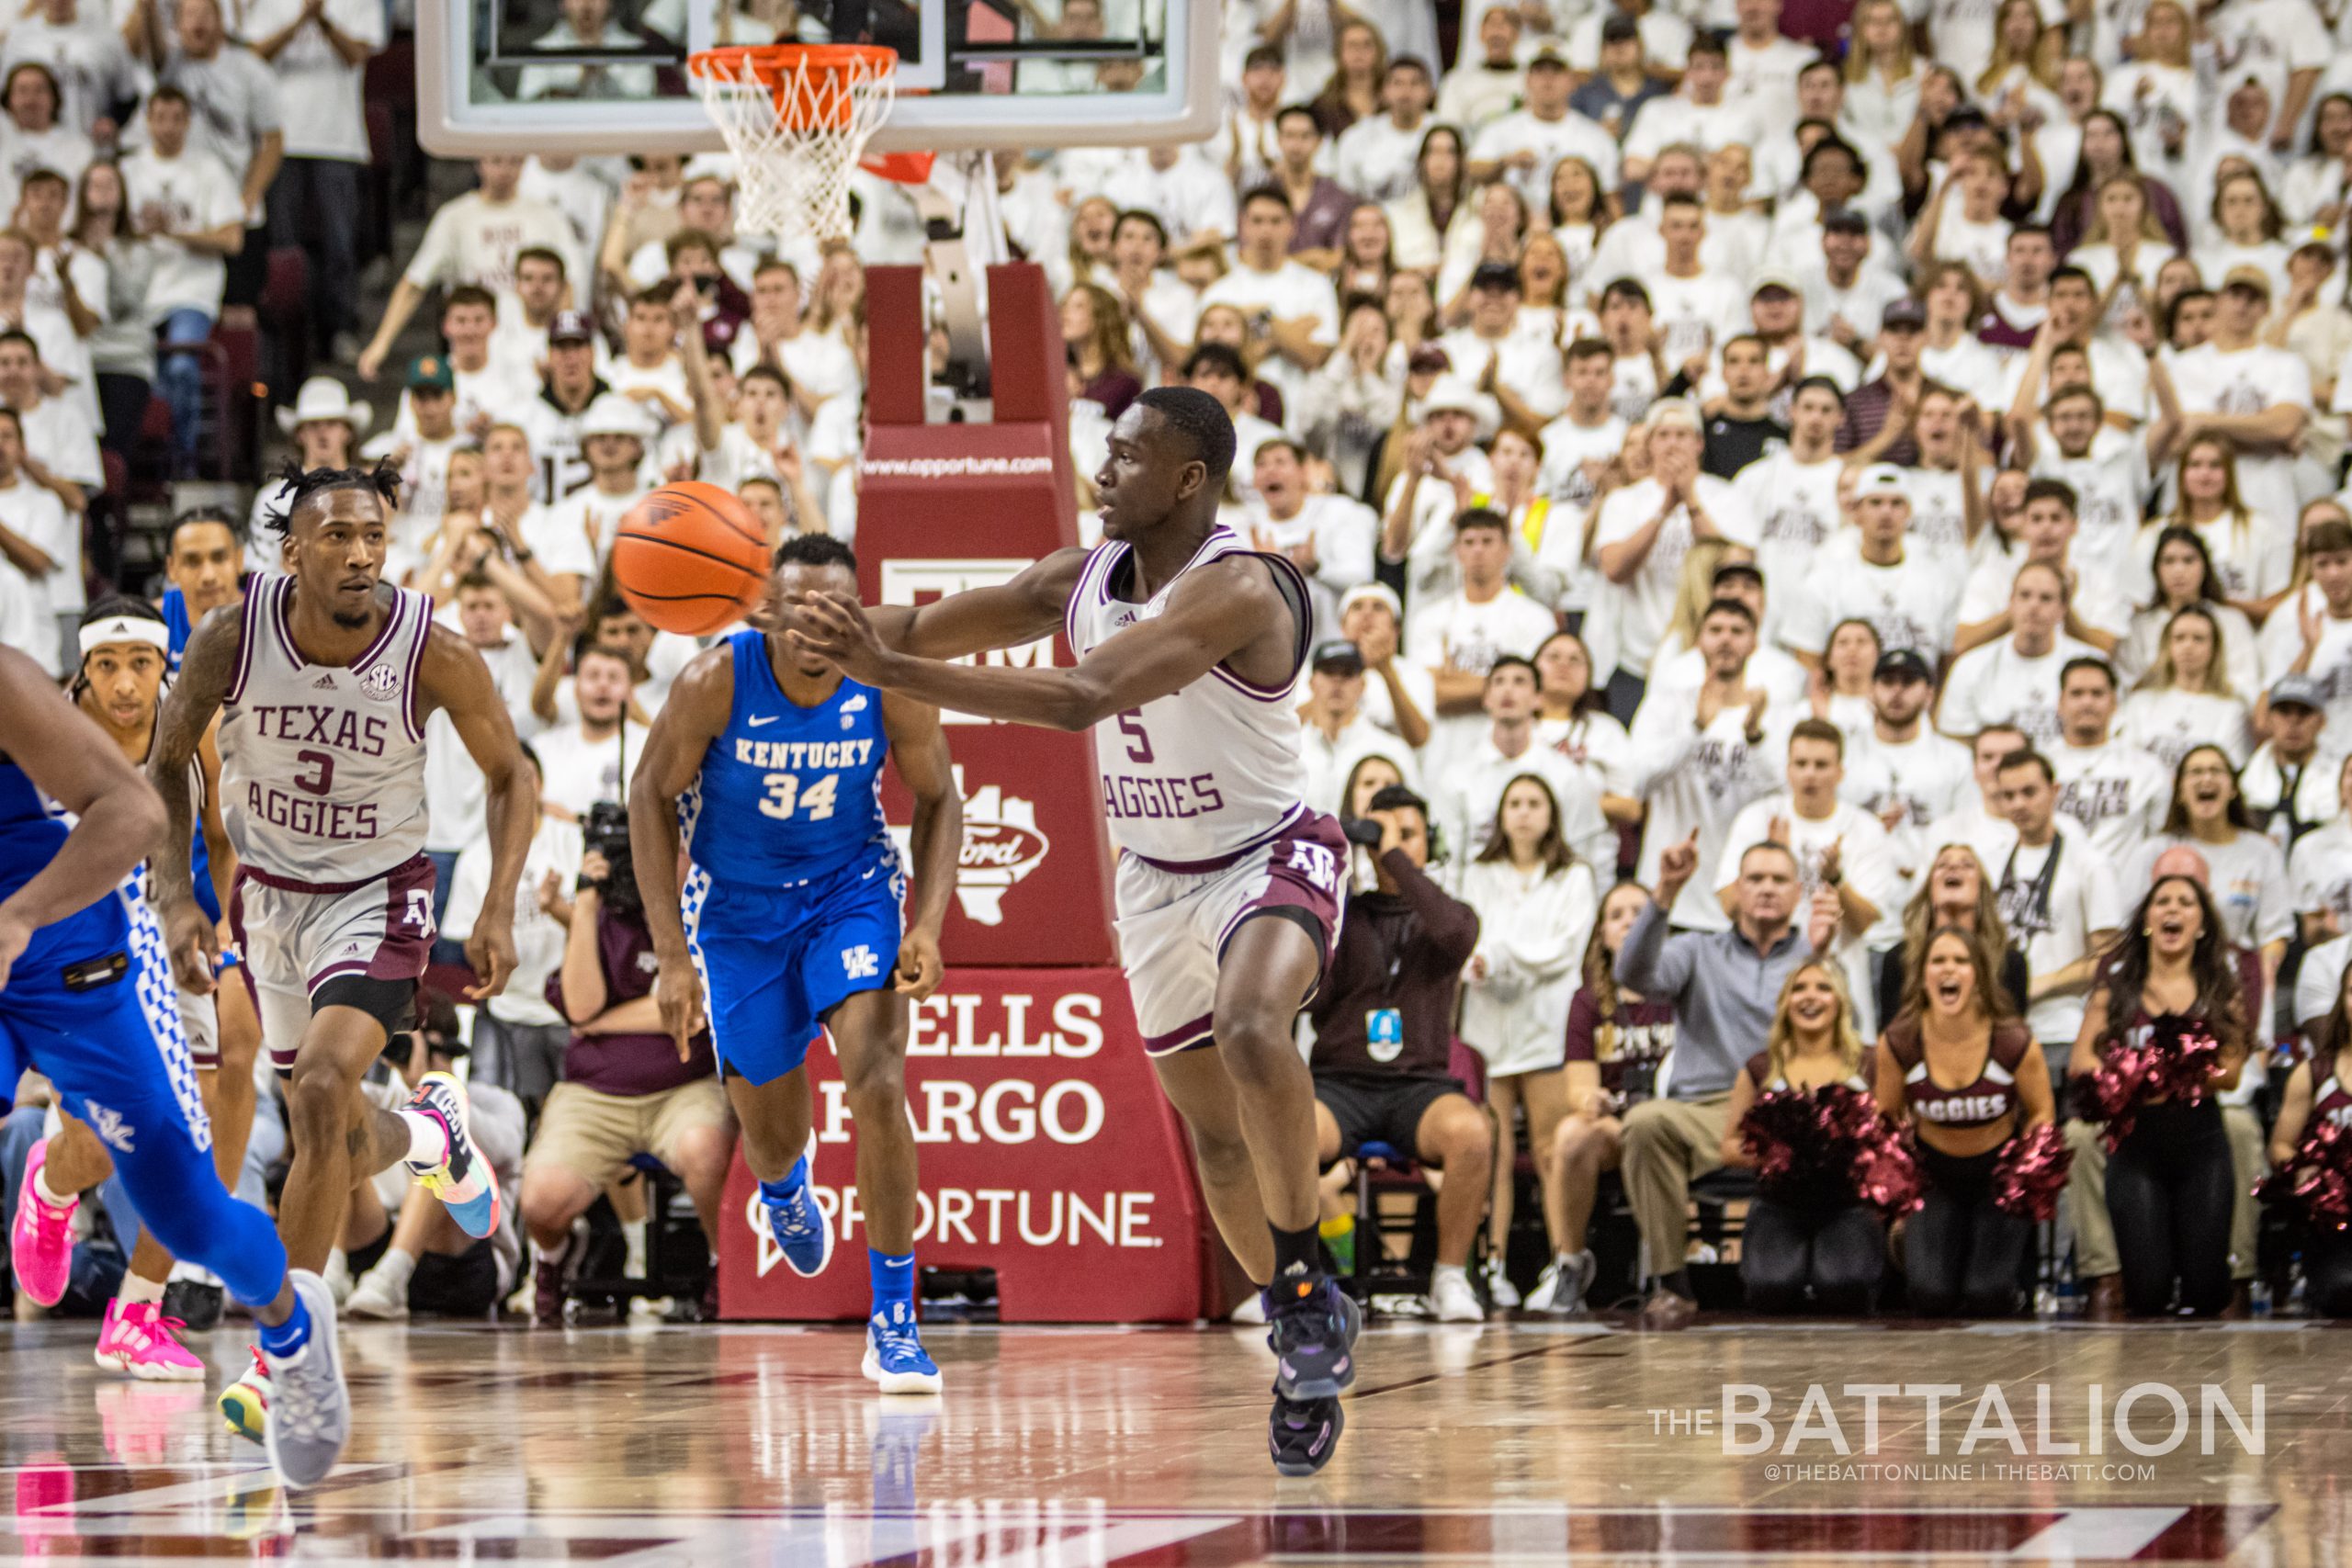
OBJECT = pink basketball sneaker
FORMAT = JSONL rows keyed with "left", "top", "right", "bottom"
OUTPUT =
{"left": 10, "top": 1139, "right": 75, "bottom": 1308}
{"left": 95, "top": 1300, "right": 207, "bottom": 1382}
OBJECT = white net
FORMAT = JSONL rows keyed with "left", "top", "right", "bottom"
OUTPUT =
{"left": 687, "top": 46, "right": 898, "bottom": 247}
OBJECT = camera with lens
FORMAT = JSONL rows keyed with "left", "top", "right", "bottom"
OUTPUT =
{"left": 578, "top": 800, "right": 642, "bottom": 919}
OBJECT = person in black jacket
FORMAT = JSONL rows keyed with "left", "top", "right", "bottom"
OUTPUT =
{"left": 1308, "top": 784, "right": 1493, "bottom": 1321}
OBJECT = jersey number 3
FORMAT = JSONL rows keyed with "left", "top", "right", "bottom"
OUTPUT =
{"left": 758, "top": 772, "right": 840, "bottom": 822}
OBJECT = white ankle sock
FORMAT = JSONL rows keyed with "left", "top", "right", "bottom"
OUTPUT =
{"left": 119, "top": 1274, "right": 166, "bottom": 1307}
{"left": 399, "top": 1108, "right": 450, "bottom": 1166}
{"left": 31, "top": 1165, "right": 71, "bottom": 1209}
{"left": 1431, "top": 1262, "right": 1468, "bottom": 1287}
{"left": 370, "top": 1247, "right": 418, "bottom": 1290}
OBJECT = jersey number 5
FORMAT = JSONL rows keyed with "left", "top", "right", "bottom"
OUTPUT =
{"left": 758, "top": 772, "right": 840, "bottom": 822}
{"left": 1115, "top": 710, "right": 1154, "bottom": 764}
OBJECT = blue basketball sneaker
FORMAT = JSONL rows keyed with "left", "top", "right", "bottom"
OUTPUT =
{"left": 1267, "top": 1276, "right": 1361, "bottom": 1401}
{"left": 401, "top": 1072, "right": 501, "bottom": 1240}
{"left": 862, "top": 1300, "right": 944, "bottom": 1394}
{"left": 763, "top": 1132, "right": 834, "bottom": 1278}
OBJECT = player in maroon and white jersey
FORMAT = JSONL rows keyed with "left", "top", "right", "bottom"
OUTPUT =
{"left": 148, "top": 464, "right": 535, "bottom": 1446}
{"left": 787, "top": 388, "right": 1361, "bottom": 1477}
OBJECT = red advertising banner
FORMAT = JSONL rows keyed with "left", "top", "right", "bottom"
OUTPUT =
{"left": 717, "top": 968, "right": 1212, "bottom": 1324}
{"left": 855, "top": 261, "right": 1115, "bottom": 968}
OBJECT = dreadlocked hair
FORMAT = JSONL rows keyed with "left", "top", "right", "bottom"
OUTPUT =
{"left": 260, "top": 457, "right": 402, "bottom": 537}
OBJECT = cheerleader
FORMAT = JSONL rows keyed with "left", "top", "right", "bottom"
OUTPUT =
{"left": 2068, "top": 875, "right": 2250, "bottom": 1317}
{"left": 1874, "top": 926, "right": 2056, "bottom": 1315}
{"left": 2268, "top": 962, "right": 2352, "bottom": 1316}
{"left": 1459, "top": 774, "right": 1598, "bottom": 1309}
{"left": 1721, "top": 963, "right": 1885, "bottom": 1314}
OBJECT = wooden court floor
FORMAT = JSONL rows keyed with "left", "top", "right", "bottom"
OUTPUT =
{"left": 4, "top": 1315, "right": 2349, "bottom": 1563}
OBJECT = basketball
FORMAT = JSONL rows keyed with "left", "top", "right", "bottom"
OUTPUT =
{"left": 611, "top": 481, "right": 771, "bottom": 636}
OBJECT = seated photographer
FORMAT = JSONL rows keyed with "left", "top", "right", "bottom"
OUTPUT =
{"left": 343, "top": 992, "right": 528, "bottom": 1320}
{"left": 1306, "top": 784, "right": 1493, "bottom": 1323}
{"left": 520, "top": 817, "right": 733, "bottom": 1325}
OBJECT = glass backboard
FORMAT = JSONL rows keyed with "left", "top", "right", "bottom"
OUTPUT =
{"left": 416, "top": 0, "right": 1216, "bottom": 157}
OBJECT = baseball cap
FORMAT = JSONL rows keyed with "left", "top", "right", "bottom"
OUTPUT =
{"left": 2221, "top": 265, "right": 2272, "bottom": 298}
{"left": 1529, "top": 45, "right": 1569, "bottom": 70}
{"left": 1469, "top": 260, "right": 1522, "bottom": 292}
{"left": 1311, "top": 639, "right": 1366, "bottom": 674}
{"left": 1855, "top": 463, "right": 1908, "bottom": 493}
{"left": 579, "top": 393, "right": 655, "bottom": 441}
{"left": 2268, "top": 673, "right": 2327, "bottom": 711}
{"left": 1750, "top": 269, "right": 1803, "bottom": 298}
{"left": 406, "top": 355, "right": 455, "bottom": 393}
{"left": 1881, "top": 298, "right": 1928, "bottom": 331}
{"left": 1422, "top": 375, "right": 1482, "bottom": 416}
{"left": 548, "top": 309, "right": 596, "bottom": 345}
{"left": 1875, "top": 648, "right": 1933, "bottom": 684}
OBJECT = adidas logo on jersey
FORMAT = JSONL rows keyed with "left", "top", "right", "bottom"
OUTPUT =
{"left": 312, "top": 674, "right": 336, "bottom": 689}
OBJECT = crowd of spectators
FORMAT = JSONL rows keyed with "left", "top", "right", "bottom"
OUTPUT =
{"left": 4, "top": 0, "right": 2352, "bottom": 1325}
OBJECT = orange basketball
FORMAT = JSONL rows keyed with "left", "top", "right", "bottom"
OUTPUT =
{"left": 611, "top": 481, "right": 771, "bottom": 637}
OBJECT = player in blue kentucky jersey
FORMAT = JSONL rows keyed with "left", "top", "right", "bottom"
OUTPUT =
{"left": 19, "top": 598, "right": 271, "bottom": 1379}
{"left": 157, "top": 506, "right": 246, "bottom": 674}
{"left": 632, "top": 534, "right": 961, "bottom": 1393}
{"left": 0, "top": 645, "right": 350, "bottom": 1486}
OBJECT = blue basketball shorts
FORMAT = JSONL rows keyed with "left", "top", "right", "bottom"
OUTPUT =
{"left": 681, "top": 851, "right": 908, "bottom": 1087}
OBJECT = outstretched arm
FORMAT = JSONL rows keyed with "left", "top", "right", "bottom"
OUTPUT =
{"left": 422, "top": 625, "right": 532, "bottom": 999}
{"left": 0, "top": 649, "right": 166, "bottom": 991}
{"left": 790, "top": 556, "right": 1281, "bottom": 732}
{"left": 628, "top": 647, "right": 734, "bottom": 1055}
{"left": 784, "top": 547, "right": 1089, "bottom": 662}
{"left": 148, "top": 607, "right": 240, "bottom": 989}
{"left": 881, "top": 691, "right": 961, "bottom": 998}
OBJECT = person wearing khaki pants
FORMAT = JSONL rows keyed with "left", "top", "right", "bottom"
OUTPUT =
{"left": 1615, "top": 818, "right": 1839, "bottom": 1327}
{"left": 1622, "top": 1094, "right": 1731, "bottom": 1283}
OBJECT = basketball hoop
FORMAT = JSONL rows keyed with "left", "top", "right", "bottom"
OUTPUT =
{"left": 686, "top": 43, "right": 935, "bottom": 246}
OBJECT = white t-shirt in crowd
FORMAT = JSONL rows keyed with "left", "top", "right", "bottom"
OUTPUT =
{"left": 1994, "top": 818, "right": 2122, "bottom": 1044}
{"left": 441, "top": 813, "right": 584, "bottom": 1030}
{"left": 1938, "top": 635, "right": 2098, "bottom": 750}
{"left": 1590, "top": 475, "right": 1758, "bottom": 674}
{"left": 0, "top": 475, "right": 75, "bottom": 627}
{"left": 401, "top": 189, "right": 579, "bottom": 299}
{"left": 1714, "top": 793, "right": 1904, "bottom": 1036}
{"left": 2049, "top": 735, "right": 2171, "bottom": 864}
{"left": 2113, "top": 688, "right": 2254, "bottom": 772}
{"left": 119, "top": 144, "right": 243, "bottom": 319}
{"left": 1781, "top": 536, "right": 1962, "bottom": 661}
{"left": 242, "top": 0, "right": 383, "bottom": 162}
{"left": 1626, "top": 682, "right": 1787, "bottom": 931}
{"left": 1405, "top": 586, "right": 1560, "bottom": 775}
{"left": 534, "top": 718, "right": 655, "bottom": 820}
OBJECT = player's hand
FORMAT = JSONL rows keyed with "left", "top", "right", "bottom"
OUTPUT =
{"left": 786, "top": 590, "right": 892, "bottom": 685}
{"left": 161, "top": 897, "right": 220, "bottom": 993}
{"left": 465, "top": 916, "right": 517, "bottom": 1001}
{"left": 655, "top": 948, "right": 706, "bottom": 1059}
{"left": 0, "top": 907, "right": 30, "bottom": 994}
{"left": 894, "top": 927, "right": 944, "bottom": 998}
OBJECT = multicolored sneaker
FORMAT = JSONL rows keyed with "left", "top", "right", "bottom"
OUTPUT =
{"left": 1268, "top": 1388, "right": 1345, "bottom": 1476}
{"left": 261, "top": 1271, "right": 350, "bottom": 1489}
{"left": 401, "top": 1072, "right": 502, "bottom": 1240}
{"left": 10, "top": 1140, "right": 75, "bottom": 1308}
{"left": 1267, "top": 1276, "right": 1361, "bottom": 1402}
{"left": 219, "top": 1347, "right": 270, "bottom": 1446}
{"left": 762, "top": 1132, "right": 833, "bottom": 1279}
{"left": 860, "top": 1301, "right": 943, "bottom": 1394}
{"left": 94, "top": 1300, "right": 207, "bottom": 1382}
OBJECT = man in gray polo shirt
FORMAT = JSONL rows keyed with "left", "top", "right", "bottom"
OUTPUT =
{"left": 1616, "top": 835, "right": 1836, "bottom": 1327}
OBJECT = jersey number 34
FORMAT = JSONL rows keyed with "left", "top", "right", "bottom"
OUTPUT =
{"left": 758, "top": 771, "right": 840, "bottom": 822}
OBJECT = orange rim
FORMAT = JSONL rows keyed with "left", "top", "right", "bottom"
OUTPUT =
{"left": 688, "top": 42, "right": 899, "bottom": 131}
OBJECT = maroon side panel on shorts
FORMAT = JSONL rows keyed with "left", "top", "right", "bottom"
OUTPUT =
{"left": 366, "top": 854, "right": 440, "bottom": 984}
{"left": 1216, "top": 808, "right": 1348, "bottom": 988}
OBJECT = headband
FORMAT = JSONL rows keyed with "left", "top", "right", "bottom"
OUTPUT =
{"left": 78, "top": 616, "right": 170, "bottom": 657}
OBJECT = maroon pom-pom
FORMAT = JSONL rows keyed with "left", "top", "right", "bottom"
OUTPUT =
{"left": 1991, "top": 1122, "right": 2074, "bottom": 1221}
{"left": 1738, "top": 1082, "right": 1921, "bottom": 1215}
{"left": 2256, "top": 1119, "right": 2352, "bottom": 1232}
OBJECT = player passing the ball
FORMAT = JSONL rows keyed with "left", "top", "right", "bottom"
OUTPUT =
{"left": 786, "top": 387, "right": 1362, "bottom": 1475}
{"left": 148, "top": 463, "right": 536, "bottom": 1446}
{"left": 629, "top": 533, "right": 962, "bottom": 1393}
